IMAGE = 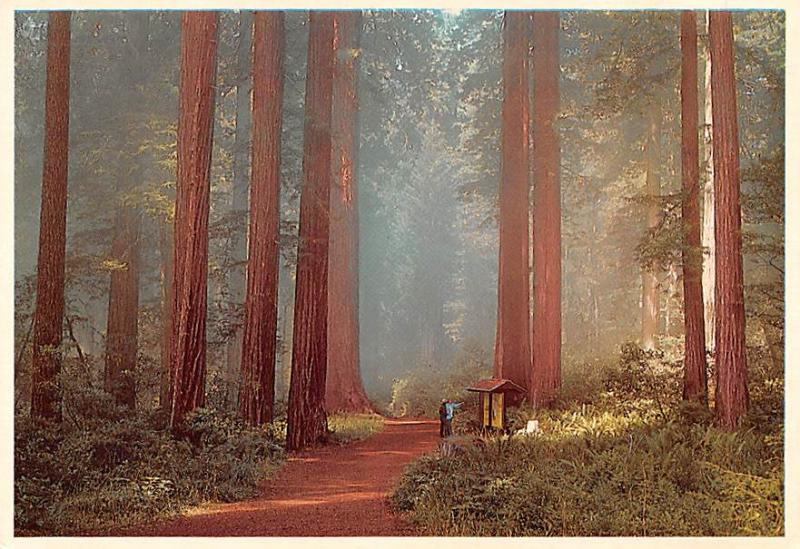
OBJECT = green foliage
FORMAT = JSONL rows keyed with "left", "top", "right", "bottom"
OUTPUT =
{"left": 387, "top": 343, "right": 491, "bottom": 418}
{"left": 327, "top": 413, "right": 385, "bottom": 444}
{"left": 602, "top": 342, "right": 683, "bottom": 420}
{"left": 15, "top": 408, "right": 284, "bottom": 535}
{"left": 392, "top": 346, "right": 783, "bottom": 536}
{"left": 15, "top": 401, "right": 388, "bottom": 535}
{"left": 553, "top": 355, "right": 616, "bottom": 406}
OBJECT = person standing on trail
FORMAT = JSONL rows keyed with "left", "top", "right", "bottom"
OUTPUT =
{"left": 439, "top": 399, "right": 463, "bottom": 438}
{"left": 438, "top": 399, "right": 448, "bottom": 438}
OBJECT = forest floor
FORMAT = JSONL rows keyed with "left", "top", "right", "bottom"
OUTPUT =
{"left": 116, "top": 418, "right": 439, "bottom": 537}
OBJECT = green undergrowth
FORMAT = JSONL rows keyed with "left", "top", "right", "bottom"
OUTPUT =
{"left": 392, "top": 343, "right": 784, "bottom": 536}
{"left": 327, "top": 412, "right": 385, "bottom": 444}
{"left": 15, "top": 391, "right": 389, "bottom": 536}
{"left": 388, "top": 342, "right": 492, "bottom": 418}
{"left": 14, "top": 402, "right": 285, "bottom": 536}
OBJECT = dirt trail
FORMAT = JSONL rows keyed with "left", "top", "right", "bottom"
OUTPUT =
{"left": 120, "top": 418, "right": 439, "bottom": 536}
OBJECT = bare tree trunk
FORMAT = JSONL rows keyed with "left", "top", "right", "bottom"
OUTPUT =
{"left": 494, "top": 11, "right": 531, "bottom": 396}
{"left": 641, "top": 110, "right": 661, "bottom": 350}
{"left": 226, "top": 10, "right": 253, "bottom": 410}
{"left": 701, "top": 10, "right": 716, "bottom": 355}
{"left": 31, "top": 12, "right": 71, "bottom": 422}
{"left": 286, "top": 12, "right": 336, "bottom": 451}
{"left": 326, "top": 11, "right": 373, "bottom": 414}
{"left": 710, "top": 11, "right": 748, "bottom": 430}
{"left": 170, "top": 12, "right": 219, "bottom": 432}
{"left": 279, "top": 299, "right": 293, "bottom": 398}
{"left": 531, "top": 11, "right": 561, "bottom": 408}
{"left": 680, "top": 10, "right": 708, "bottom": 404}
{"left": 159, "top": 219, "right": 174, "bottom": 410}
{"left": 589, "top": 219, "right": 600, "bottom": 345}
{"left": 104, "top": 206, "right": 140, "bottom": 408}
{"left": 239, "top": 11, "right": 285, "bottom": 426}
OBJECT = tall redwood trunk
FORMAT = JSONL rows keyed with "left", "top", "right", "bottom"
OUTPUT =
{"left": 159, "top": 219, "right": 174, "bottom": 410}
{"left": 31, "top": 11, "right": 71, "bottom": 421}
{"left": 325, "top": 11, "right": 373, "bottom": 414}
{"left": 641, "top": 110, "right": 661, "bottom": 350}
{"left": 226, "top": 11, "right": 253, "bottom": 409}
{"left": 531, "top": 11, "right": 561, "bottom": 408}
{"left": 170, "top": 12, "right": 219, "bottom": 432}
{"left": 239, "top": 11, "right": 285, "bottom": 426}
{"left": 104, "top": 206, "right": 140, "bottom": 408}
{"left": 494, "top": 11, "right": 531, "bottom": 396}
{"left": 680, "top": 10, "right": 708, "bottom": 404}
{"left": 710, "top": 11, "right": 748, "bottom": 430}
{"left": 701, "top": 11, "right": 716, "bottom": 354}
{"left": 286, "top": 12, "right": 336, "bottom": 451}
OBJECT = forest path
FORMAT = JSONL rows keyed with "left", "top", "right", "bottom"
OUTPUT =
{"left": 124, "top": 418, "right": 439, "bottom": 536}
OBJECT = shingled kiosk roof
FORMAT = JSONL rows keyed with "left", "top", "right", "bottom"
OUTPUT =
{"left": 465, "top": 378, "right": 526, "bottom": 393}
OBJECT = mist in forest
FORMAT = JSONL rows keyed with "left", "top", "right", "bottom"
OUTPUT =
{"left": 14, "top": 9, "right": 784, "bottom": 410}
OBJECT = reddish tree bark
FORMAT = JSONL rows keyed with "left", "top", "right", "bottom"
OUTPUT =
{"left": 680, "top": 11, "right": 708, "bottom": 404}
{"left": 239, "top": 11, "right": 285, "bottom": 426}
{"left": 641, "top": 110, "right": 661, "bottom": 350}
{"left": 30, "top": 12, "right": 71, "bottom": 422}
{"left": 710, "top": 11, "right": 748, "bottom": 430}
{"left": 286, "top": 12, "right": 336, "bottom": 451}
{"left": 170, "top": 12, "right": 219, "bottom": 432}
{"left": 494, "top": 11, "right": 531, "bottom": 396}
{"left": 531, "top": 11, "right": 561, "bottom": 408}
{"left": 159, "top": 219, "right": 174, "bottom": 410}
{"left": 104, "top": 206, "right": 140, "bottom": 408}
{"left": 325, "top": 11, "right": 373, "bottom": 414}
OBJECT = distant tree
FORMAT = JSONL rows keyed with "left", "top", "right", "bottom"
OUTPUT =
{"left": 494, "top": 11, "right": 531, "bottom": 394}
{"left": 399, "top": 126, "right": 461, "bottom": 367}
{"left": 239, "top": 11, "right": 285, "bottom": 426}
{"left": 531, "top": 11, "right": 562, "bottom": 408}
{"left": 30, "top": 11, "right": 71, "bottom": 422}
{"left": 104, "top": 13, "right": 150, "bottom": 409}
{"left": 170, "top": 12, "right": 219, "bottom": 432}
{"left": 701, "top": 11, "right": 716, "bottom": 354}
{"left": 226, "top": 10, "right": 253, "bottom": 407}
{"left": 679, "top": 10, "right": 708, "bottom": 404}
{"left": 104, "top": 205, "right": 140, "bottom": 408}
{"left": 559, "top": 13, "right": 678, "bottom": 357}
{"left": 641, "top": 108, "right": 662, "bottom": 351}
{"left": 709, "top": 11, "right": 748, "bottom": 429}
{"left": 286, "top": 11, "right": 336, "bottom": 451}
{"left": 326, "top": 11, "right": 373, "bottom": 413}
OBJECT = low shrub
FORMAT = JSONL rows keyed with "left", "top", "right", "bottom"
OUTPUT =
{"left": 392, "top": 343, "right": 784, "bottom": 536}
{"left": 388, "top": 343, "right": 491, "bottom": 418}
{"left": 15, "top": 407, "right": 284, "bottom": 535}
{"left": 327, "top": 413, "right": 385, "bottom": 444}
{"left": 15, "top": 404, "right": 387, "bottom": 535}
{"left": 394, "top": 420, "right": 782, "bottom": 536}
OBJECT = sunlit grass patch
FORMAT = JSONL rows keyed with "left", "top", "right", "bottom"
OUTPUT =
{"left": 327, "top": 413, "right": 385, "bottom": 444}
{"left": 394, "top": 409, "right": 783, "bottom": 536}
{"left": 392, "top": 347, "right": 784, "bottom": 537}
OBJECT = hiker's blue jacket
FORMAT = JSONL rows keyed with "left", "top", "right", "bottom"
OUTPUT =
{"left": 444, "top": 402, "right": 463, "bottom": 420}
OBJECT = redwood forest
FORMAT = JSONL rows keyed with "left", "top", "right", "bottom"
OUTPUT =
{"left": 12, "top": 8, "right": 786, "bottom": 538}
